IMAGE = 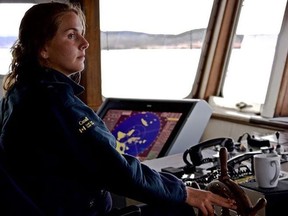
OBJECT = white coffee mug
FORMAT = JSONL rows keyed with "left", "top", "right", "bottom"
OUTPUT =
{"left": 253, "top": 153, "right": 281, "bottom": 188}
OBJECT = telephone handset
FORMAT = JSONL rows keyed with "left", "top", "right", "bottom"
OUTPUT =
{"left": 183, "top": 137, "right": 234, "bottom": 168}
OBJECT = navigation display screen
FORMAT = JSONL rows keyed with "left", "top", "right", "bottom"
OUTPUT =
{"left": 102, "top": 109, "right": 182, "bottom": 161}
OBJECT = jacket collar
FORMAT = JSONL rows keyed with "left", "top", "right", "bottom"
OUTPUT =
{"left": 43, "top": 68, "right": 85, "bottom": 96}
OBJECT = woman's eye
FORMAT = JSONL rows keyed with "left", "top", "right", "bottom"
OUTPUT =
{"left": 68, "top": 33, "right": 76, "bottom": 39}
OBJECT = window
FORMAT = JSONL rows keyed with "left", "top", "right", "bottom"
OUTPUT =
{"left": 99, "top": 0, "right": 214, "bottom": 99}
{"left": 0, "top": 3, "right": 34, "bottom": 75}
{"left": 196, "top": 0, "right": 288, "bottom": 118}
{"left": 221, "top": 0, "right": 287, "bottom": 109}
{"left": 99, "top": 0, "right": 288, "bottom": 118}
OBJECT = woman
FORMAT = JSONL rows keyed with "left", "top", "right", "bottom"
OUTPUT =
{"left": 0, "top": 2, "right": 236, "bottom": 216}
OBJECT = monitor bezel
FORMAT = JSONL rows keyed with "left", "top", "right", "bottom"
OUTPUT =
{"left": 97, "top": 97, "right": 209, "bottom": 159}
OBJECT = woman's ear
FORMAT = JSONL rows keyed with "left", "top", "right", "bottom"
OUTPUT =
{"left": 40, "top": 47, "right": 48, "bottom": 59}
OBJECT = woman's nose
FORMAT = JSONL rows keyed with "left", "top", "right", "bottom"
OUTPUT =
{"left": 81, "top": 37, "right": 89, "bottom": 50}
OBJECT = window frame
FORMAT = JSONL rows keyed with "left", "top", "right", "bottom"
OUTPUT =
{"left": 191, "top": 0, "right": 288, "bottom": 118}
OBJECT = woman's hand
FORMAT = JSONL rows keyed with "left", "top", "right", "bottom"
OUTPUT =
{"left": 185, "top": 186, "right": 237, "bottom": 216}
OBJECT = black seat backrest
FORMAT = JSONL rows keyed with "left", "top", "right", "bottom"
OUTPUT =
{"left": 0, "top": 146, "right": 44, "bottom": 215}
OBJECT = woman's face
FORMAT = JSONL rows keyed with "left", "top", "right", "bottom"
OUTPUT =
{"left": 40, "top": 12, "right": 89, "bottom": 76}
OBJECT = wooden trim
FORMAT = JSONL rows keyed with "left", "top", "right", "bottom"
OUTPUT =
{"left": 190, "top": 0, "right": 222, "bottom": 99}
{"left": 275, "top": 56, "right": 288, "bottom": 116}
{"left": 203, "top": 0, "right": 240, "bottom": 100}
{"left": 75, "top": 0, "right": 103, "bottom": 111}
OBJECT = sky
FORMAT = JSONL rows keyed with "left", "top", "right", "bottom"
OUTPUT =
{"left": 0, "top": 3, "right": 34, "bottom": 36}
{"left": 0, "top": 1, "right": 213, "bottom": 36}
{"left": 237, "top": 0, "right": 286, "bottom": 34}
{"left": 1, "top": 0, "right": 286, "bottom": 37}
{"left": 99, "top": 0, "right": 213, "bottom": 34}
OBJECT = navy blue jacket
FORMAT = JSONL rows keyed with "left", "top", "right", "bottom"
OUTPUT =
{"left": 0, "top": 68, "right": 187, "bottom": 216}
